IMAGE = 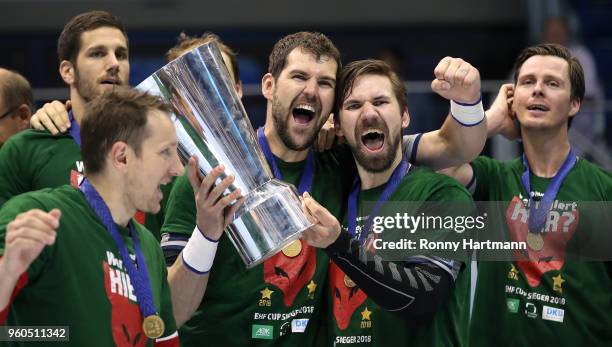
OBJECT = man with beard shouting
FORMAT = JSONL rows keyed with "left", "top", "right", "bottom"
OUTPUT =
{"left": 302, "top": 59, "right": 478, "bottom": 346}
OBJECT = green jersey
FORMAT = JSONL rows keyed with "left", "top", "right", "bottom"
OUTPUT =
{"left": 0, "top": 129, "right": 172, "bottom": 239}
{"left": 328, "top": 167, "right": 472, "bottom": 347}
{"left": 161, "top": 150, "right": 349, "bottom": 346}
{"left": 0, "top": 185, "right": 178, "bottom": 347}
{"left": 469, "top": 156, "right": 612, "bottom": 346}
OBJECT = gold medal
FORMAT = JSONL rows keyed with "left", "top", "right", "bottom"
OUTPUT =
{"left": 282, "top": 239, "right": 302, "bottom": 258}
{"left": 526, "top": 232, "right": 544, "bottom": 251}
{"left": 142, "top": 315, "right": 165, "bottom": 339}
{"left": 344, "top": 275, "right": 356, "bottom": 288}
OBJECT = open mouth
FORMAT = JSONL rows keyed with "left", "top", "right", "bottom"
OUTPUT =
{"left": 527, "top": 104, "right": 550, "bottom": 112}
{"left": 292, "top": 104, "right": 316, "bottom": 124}
{"left": 100, "top": 77, "right": 120, "bottom": 86}
{"left": 361, "top": 129, "right": 385, "bottom": 152}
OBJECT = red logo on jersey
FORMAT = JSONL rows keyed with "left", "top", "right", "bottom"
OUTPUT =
{"left": 70, "top": 170, "right": 84, "bottom": 188}
{"left": 329, "top": 262, "right": 367, "bottom": 330}
{"left": 506, "top": 196, "right": 579, "bottom": 287}
{"left": 134, "top": 211, "right": 146, "bottom": 225}
{"left": 103, "top": 262, "right": 146, "bottom": 347}
{"left": 263, "top": 239, "right": 316, "bottom": 307}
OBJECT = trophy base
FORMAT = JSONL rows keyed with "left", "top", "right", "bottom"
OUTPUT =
{"left": 226, "top": 179, "right": 312, "bottom": 268}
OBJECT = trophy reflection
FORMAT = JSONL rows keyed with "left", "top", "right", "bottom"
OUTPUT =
{"left": 137, "top": 42, "right": 311, "bottom": 268}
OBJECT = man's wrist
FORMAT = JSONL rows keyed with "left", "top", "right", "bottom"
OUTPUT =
{"left": 451, "top": 94, "right": 485, "bottom": 127}
{"left": 0, "top": 257, "right": 20, "bottom": 283}
{"left": 196, "top": 223, "right": 221, "bottom": 243}
{"left": 181, "top": 226, "right": 219, "bottom": 275}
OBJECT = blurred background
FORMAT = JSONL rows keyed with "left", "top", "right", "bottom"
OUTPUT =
{"left": 1, "top": 0, "right": 610, "bottom": 167}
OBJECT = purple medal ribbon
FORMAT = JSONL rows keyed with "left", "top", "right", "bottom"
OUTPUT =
{"left": 520, "top": 149, "right": 577, "bottom": 233}
{"left": 348, "top": 160, "right": 410, "bottom": 243}
{"left": 80, "top": 179, "right": 158, "bottom": 319}
{"left": 257, "top": 126, "right": 315, "bottom": 194}
{"left": 67, "top": 110, "right": 82, "bottom": 148}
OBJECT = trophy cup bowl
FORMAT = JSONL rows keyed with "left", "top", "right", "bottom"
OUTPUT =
{"left": 137, "top": 42, "right": 311, "bottom": 268}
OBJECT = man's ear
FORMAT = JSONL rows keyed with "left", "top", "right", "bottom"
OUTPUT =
{"left": 235, "top": 80, "right": 244, "bottom": 99}
{"left": 261, "top": 73, "right": 275, "bottom": 101}
{"left": 333, "top": 113, "right": 344, "bottom": 137}
{"left": 568, "top": 98, "right": 581, "bottom": 118}
{"left": 59, "top": 60, "right": 75, "bottom": 85}
{"left": 109, "top": 141, "right": 129, "bottom": 172}
{"left": 401, "top": 108, "right": 410, "bottom": 129}
{"left": 16, "top": 104, "right": 32, "bottom": 131}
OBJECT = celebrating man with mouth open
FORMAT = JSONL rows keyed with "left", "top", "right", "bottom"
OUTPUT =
{"left": 302, "top": 58, "right": 480, "bottom": 346}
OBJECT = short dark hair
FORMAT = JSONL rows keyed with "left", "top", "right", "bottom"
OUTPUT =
{"left": 334, "top": 59, "right": 408, "bottom": 123}
{"left": 268, "top": 31, "right": 341, "bottom": 80}
{"left": 0, "top": 68, "right": 34, "bottom": 112}
{"left": 81, "top": 88, "right": 171, "bottom": 175}
{"left": 58, "top": 10, "right": 128, "bottom": 63}
{"left": 165, "top": 32, "right": 240, "bottom": 84}
{"left": 513, "top": 43, "right": 584, "bottom": 128}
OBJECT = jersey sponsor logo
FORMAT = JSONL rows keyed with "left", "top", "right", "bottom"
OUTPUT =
{"left": 542, "top": 305, "right": 564, "bottom": 323}
{"left": 506, "top": 196, "right": 579, "bottom": 287}
{"left": 263, "top": 239, "right": 316, "bottom": 307}
{"left": 291, "top": 318, "right": 309, "bottom": 333}
{"left": 103, "top": 251, "right": 146, "bottom": 347}
{"left": 330, "top": 262, "right": 367, "bottom": 330}
{"left": 251, "top": 325, "right": 273, "bottom": 340}
{"left": 524, "top": 302, "right": 537, "bottom": 318}
{"left": 279, "top": 321, "right": 291, "bottom": 336}
{"left": 506, "top": 298, "right": 520, "bottom": 313}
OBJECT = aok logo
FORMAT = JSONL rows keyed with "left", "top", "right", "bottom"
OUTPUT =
{"left": 252, "top": 325, "right": 273, "bottom": 340}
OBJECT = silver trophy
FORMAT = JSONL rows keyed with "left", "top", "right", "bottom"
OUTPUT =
{"left": 137, "top": 42, "right": 311, "bottom": 268}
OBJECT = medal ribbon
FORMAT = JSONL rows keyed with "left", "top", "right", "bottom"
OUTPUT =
{"left": 520, "top": 149, "right": 577, "bottom": 233}
{"left": 80, "top": 179, "right": 158, "bottom": 319}
{"left": 348, "top": 160, "right": 410, "bottom": 243}
{"left": 257, "top": 126, "right": 315, "bottom": 194}
{"left": 67, "top": 110, "right": 82, "bottom": 148}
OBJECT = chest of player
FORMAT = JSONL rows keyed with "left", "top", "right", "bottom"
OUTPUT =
{"left": 11, "top": 217, "right": 164, "bottom": 346}
{"left": 327, "top": 262, "right": 468, "bottom": 347}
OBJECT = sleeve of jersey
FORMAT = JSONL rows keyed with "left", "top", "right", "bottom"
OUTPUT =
{"left": 155, "top": 255, "right": 179, "bottom": 347}
{"left": 402, "top": 133, "right": 422, "bottom": 165}
{"left": 0, "top": 194, "right": 53, "bottom": 324}
{"left": 0, "top": 138, "right": 28, "bottom": 207}
{"left": 324, "top": 231, "right": 455, "bottom": 322}
{"left": 160, "top": 172, "right": 196, "bottom": 266}
{"left": 469, "top": 156, "right": 503, "bottom": 200}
